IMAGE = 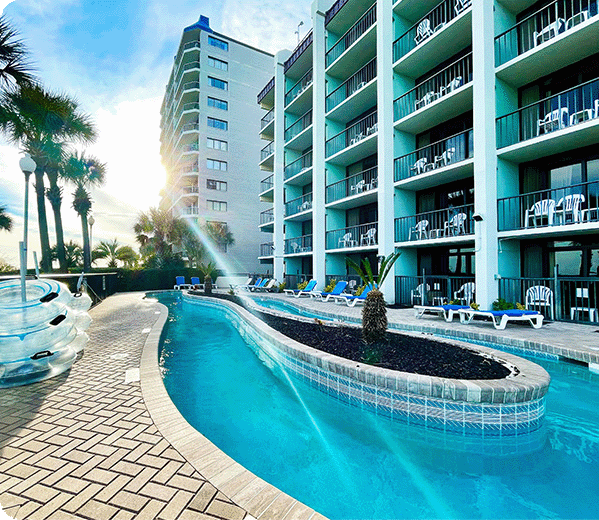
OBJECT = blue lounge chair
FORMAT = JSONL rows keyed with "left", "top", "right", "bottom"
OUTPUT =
{"left": 284, "top": 279, "right": 317, "bottom": 297}
{"left": 254, "top": 279, "right": 278, "bottom": 292}
{"left": 458, "top": 308, "right": 543, "bottom": 329}
{"left": 414, "top": 304, "right": 469, "bottom": 322}
{"left": 333, "top": 284, "right": 374, "bottom": 306}
{"left": 250, "top": 278, "right": 270, "bottom": 291}
{"left": 238, "top": 277, "right": 262, "bottom": 292}
{"left": 190, "top": 277, "right": 202, "bottom": 289}
{"left": 174, "top": 276, "right": 191, "bottom": 290}
{"left": 311, "top": 281, "right": 349, "bottom": 302}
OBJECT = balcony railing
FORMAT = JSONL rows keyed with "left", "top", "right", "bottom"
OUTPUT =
{"left": 395, "top": 204, "right": 474, "bottom": 242}
{"left": 326, "top": 58, "right": 376, "bottom": 113}
{"left": 182, "top": 102, "right": 200, "bottom": 112}
{"left": 257, "top": 76, "right": 275, "bottom": 104}
{"left": 326, "top": 112, "right": 378, "bottom": 158}
{"left": 393, "top": 0, "right": 471, "bottom": 63}
{"left": 177, "top": 162, "right": 199, "bottom": 175}
{"left": 284, "top": 234, "right": 313, "bottom": 254}
{"left": 325, "top": 0, "right": 350, "bottom": 25}
{"left": 284, "top": 30, "right": 313, "bottom": 73}
{"left": 496, "top": 77, "right": 599, "bottom": 148}
{"left": 260, "top": 242, "right": 274, "bottom": 257}
{"left": 326, "top": 166, "right": 378, "bottom": 204}
{"left": 182, "top": 206, "right": 199, "bottom": 215}
{"left": 261, "top": 108, "right": 274, "bottom": 128}
{"left": 395, "top": 274, "right": 474, "bottom": 307}
{"left": 182, "top": 122, "right": 199, "bottom": 133}
{"left": 181, "top": 185, "right": 199, "bottom": 195}
{"left": 260, "top": 208, "right": 274, "bottom": 225}
{"left": 326, "top": 4, "right": 376, "bottom": 68}
{"left": 285, "top": 192, "right": 313, "bottom": 217}
{"left": 261, "top": 141, "right": 274, "bottom": 161}
{"left": 284, "top": 150, "right": 313, "bottom": 180}
{"left": 495, "top": 0, "right": 598, "bottom": 67}
{"left": 393, "top": 53, "right": 472, "bottom": 120}
{"left": 285, "top": 69, "right": 313, "bottom": 106}
{"left": 181, "top": 143, "right": 199, "bottom": 153}
{"left": 179, "top": 81, "right": 200, "bottom": 95}
{"left": 497, "top": 180, "right": 599, "bottom": 232}
{"left": 326, "top": 222, "right": 378, "bottom": 249}
{"left": 284, "top": 109, "right": 313, "bottom": 142}
{"left": 260, "top": 175, "right": 274, "bottom": 192}
{"left": 394, "top": 129, "right": 473, "bottom": 182}
{"left": 499, "top": 276, "right": 599, "bottom": 323}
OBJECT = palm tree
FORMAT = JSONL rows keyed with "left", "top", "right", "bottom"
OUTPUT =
{"left": 0, "top": 84, "right": 95, "bottom": 271}
{"left": 0, "top": 206, "right": 12, "bottom": 231}
{"left": 95, "top": 239, "right": 122, "bottom": 268}
{"left": 0, "top": 15, "right": 36, "bottom": 93}
{"left": 50, "top": 240, "right": 82, "bottom": 270}
{"left": 205, "top": 221, "right": 235, "bottom": 252}
{"left": 116, "top": 246, "right": 139, "bottom": 268}
{"left": 63, "top": 151, "right": 106, "bottom": 271}
{"left": 134, "top": 207, "right": 187, "bottom": 268}
{"left": 346, "top": 252, "right": 401, "bottom": 344}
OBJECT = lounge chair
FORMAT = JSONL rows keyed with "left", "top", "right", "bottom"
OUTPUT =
{"left": 414, "top": 304, "right": 469, "bottom": 322}
{"left": 174, "top": 276, "right": 191, "bottom": 290}
{"left": 254, "top": 279, "right": 277, "bottom": 292}
{"left": 190, "top": 277, "right": 203, "bottom": 290}
{"left": 237, "top": 277, "right": 262, "bottom": 292}
{"left": 230, "top": 277, "right": 252, "bottom": 291}
{"left": 458, "top": 308, "right": 543, "bottom": 329}
{"left": 311, "top": 281, "right": 349, "bottom": 302}
{"left": 284, "top": 279, "right": 317, "bottom": 297}
{"left": 250, "top": 278, "right": 270, "bottom": 291}
{"left": 333, "top": 284, "right": 373, "bottom": 307}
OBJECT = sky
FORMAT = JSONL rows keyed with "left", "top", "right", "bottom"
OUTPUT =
{"left": 0, "top": 0, "right": 312, "bottom": 267}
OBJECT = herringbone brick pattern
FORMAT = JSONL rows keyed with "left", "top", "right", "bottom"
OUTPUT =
{"left": 0, "top": 293, "right": 248, "bottom": 520}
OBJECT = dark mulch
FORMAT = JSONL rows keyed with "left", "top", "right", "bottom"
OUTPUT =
{"left": 189, "top": 291, "right": 512, "bottom": 380}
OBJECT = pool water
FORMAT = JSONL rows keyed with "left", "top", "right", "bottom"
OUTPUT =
{"left": 245, "top": 295, "right": 338, "bottom": 321}
{"left": 159, "top": 294, "right": 599, "bottom": 519}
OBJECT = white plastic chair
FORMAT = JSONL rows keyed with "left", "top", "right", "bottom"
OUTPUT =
{"left": 414, "top": 19, "right": 434, "bottom": 45}
{"left": 360, "top": 227, "right": 377, "bottom": 246}
{"left": 537, "top": 107, "right": 569, "bottom": 135}
{"left": 410, "top": 157, "right": 429, "bottom": 175}
{"left": 434, "top": 147, "right": 455, "bottom": 168}
{"left": 409, "top": 220, "right": 429, "bottom": 240}
{"left": 411, "top": 283, "right": 430, "bottom": 306}
{"left": 454, "top": 0, "right": 471, "bottom": 15}
{"left": 454, "top": 282, "right": 475, "bottom": 305}
{"left": 444, "top": 212, "right": 468, "bottom": 236}
{"left": 556, "top": 194, "right": 585, "bottom": 224}
{"left": 352, "top": 180, "right": 366, "bottom": 194}
{"left": 525, "top": 285, "right": 554, "bottom": 320}
{"left": 525, "top": 199, "right": 557, "bottom": 227}
{"left": 570, "top": 288, "right": 598, "bottom": 322}
{"left": 339, "top": 233, "right": 356, "bottom": 248}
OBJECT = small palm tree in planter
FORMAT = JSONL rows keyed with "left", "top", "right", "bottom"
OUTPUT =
{"left": 346, "top": 251, "right": 401, "bottom": 345}
{"left": 198, "top": 261, "right": 217, "bottom": 295}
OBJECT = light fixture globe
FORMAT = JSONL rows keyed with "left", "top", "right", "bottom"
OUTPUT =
{"left": 19, "top": 153, "right": 37, "bottom": 174}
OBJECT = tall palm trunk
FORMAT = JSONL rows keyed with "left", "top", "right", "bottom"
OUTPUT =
{"left": 46, "top": 183, "right": 67, "bottom": 272}
{"left": 33, "top": 166, "right": 52, "bottom": 271}
{"left": 80, "top": 212, "right": 90, "bottom": 271}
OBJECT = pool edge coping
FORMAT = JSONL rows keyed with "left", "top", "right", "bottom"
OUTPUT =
{"left": 139, "top": 297, "right": 325, "bottom": 520}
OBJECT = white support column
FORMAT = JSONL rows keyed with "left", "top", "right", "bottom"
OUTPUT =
{"left": 273, "top": 51, "right": 290, "bottom": 282}
{"left": 377, "top": 0, "right": 395, "bottom": 303}
{"left": 312, "top": 0, "right": 327, "bottom": 286}
{"left": 472, "top": 0, "right": 499, "bottom": 308}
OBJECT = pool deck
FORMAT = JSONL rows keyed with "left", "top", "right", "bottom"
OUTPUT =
{"left": 0, "top": 290, "right": 597, "bottom": 520}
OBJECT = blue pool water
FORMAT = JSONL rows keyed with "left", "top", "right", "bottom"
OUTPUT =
{"left": 159, "top": 294, "right": 599, "bottom": 519}
{"left": 244, "top": 295, "right": 338, "bottom": 320}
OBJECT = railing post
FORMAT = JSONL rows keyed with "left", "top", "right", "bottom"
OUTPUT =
{"left": 554, "top": 264, "right": 560, "bottom": 321}
{"left": 422, "top": 268, "right": 427, "bottom": 305}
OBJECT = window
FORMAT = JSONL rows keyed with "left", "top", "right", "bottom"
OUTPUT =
{"left": 207, "top": 200, "right": 227, "bottom": 212}
{"left": 208, "top": 56, "right": 228, "bottom": 71}
{"left": 208, "top": 77, "right": 228, "bottom": 90}
{"left": 208, "top": 97, "right": 228, "bottom": 110}
{"left": 207, "top": 117, "right": 228, "bottom": 131}
{"left": 207, "top": 179, "right": 227, "bottom": 191}
{"left": 207, "top": 137, "right": 228, "bottom": 151}
{"left": 208, "top": 36, "right": 228, "bottom": 51}
{"left": 207, "top": 159, "right": 227, "bottom": 171}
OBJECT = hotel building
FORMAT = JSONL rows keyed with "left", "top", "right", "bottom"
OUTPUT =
{"left": 160, "top": 16, "right": 273, "bottom": 274}
{"left": 258, "top": 0, "right": 599, "bottom": 321}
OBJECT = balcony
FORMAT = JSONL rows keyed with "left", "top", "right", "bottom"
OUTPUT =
{"left": 284, "top": 30, "right": 313, "bottom": 74}
{"left": 284, "top": 150, "right": 313, "bottom": 184}
{"left": 495, "top": 0, "right": 599, "bottom": 87}
{"left": 326, "top": 112, "right": 378, "bottom": 165}
{"left": 259, "top": 242, "right": 274, "bottom": 259}
{"left": 395, "top": 274, "right": 474, "bottom": 307}
{"left": 284, "top": 235, "right": 313, "bottom": 255}
{"left": 260, "top": 141, "right": 274, "bottom": 171}
{"left": 260, "top": 175, "right": 274, "bottom": 193}
{"left": 326, "top": 222, "right": 378, "bottom": 250}
{"left": 326, "top": 166, "right": 378, "bottom": 207}
{"left": 394, "top": 204, "right": 474, "bottom": 244}
{"left": 394, "top": 129, "right": 473, "bottom": 189}
{"left": 285, "top": 69, "right": 313, "bottom": 109}
{"left": 260, "top": 108, "right": 275, "bottom": 139}
{"left": 181, "top": 205, "right": 199, "bottom": 216}
{"left": 180, "top": 185, "right": 199, "bottom": 195}
{"left": 258, "top": 76, "right": 275, "bottom": 107}
{"left": 393, "top": 0, "right": 472, "bottom": 78}
{"left": 326, "top": 4, "right": 376, "bottom": 76}
{"left": 326, "top": 58, "right": 377, "bottom": 121}
{"left": 284, "top": 109, "right": 313, "bottom": 149}
{"left": 285, "top": 192, "right": 313, "bottom": 219}
{"left": 497, "top": 180, "right": 599, "bottom": 237}
{"left": 393, "top": 53, "right": 472, "bottom": 133}
{"left": 259, "top": 208, "right": 274, "bottom": 232}
{"left": 496, "top": 77, "right": 599, "bottom": 162}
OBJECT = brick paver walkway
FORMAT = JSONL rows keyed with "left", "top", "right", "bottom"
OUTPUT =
{"left": 0, "top": 293, "right": 248, "bottom": 520}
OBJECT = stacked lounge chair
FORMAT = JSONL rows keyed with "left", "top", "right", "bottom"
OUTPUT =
{"left": 284, "top": 279, "right": 317, "bottom": 298}
{"left": 310, "top": 280, "right": 348, "bottom": 302}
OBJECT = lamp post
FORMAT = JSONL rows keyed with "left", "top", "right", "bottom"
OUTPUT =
{"left": 19, "top": 153, "right": 37, "bottom": 302}
{"left": 295, "top": 21, "right": 304, "bottom": 44}
{"left": 88, "top": 214, "right": 95, "bottom": 271}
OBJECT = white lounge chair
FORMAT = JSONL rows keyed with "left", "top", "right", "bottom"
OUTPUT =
{"left": 458, "top": 308, "right": 543, "bottom": 329}
{"left": 414, "top": 304, "right": 469, "bottom": 322}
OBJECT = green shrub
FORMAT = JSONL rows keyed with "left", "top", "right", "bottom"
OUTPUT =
{"left": 297, "top": 281, "right": 308, "bottom": 290}
{"left": 355, "top": 285, "right": 365, "bottom": 296}
{"left": 278, "top": 281, "right": 286, "bottom": 293}
{"left": 492, "top": 298, "right": 515, "bottom": 311}
{"left": 324, "top": 279, "right": 337, "bottom": 293}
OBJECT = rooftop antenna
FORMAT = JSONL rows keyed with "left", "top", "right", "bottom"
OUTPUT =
{"left": 295, "top": 21, "right": 304, "bottom": 44}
